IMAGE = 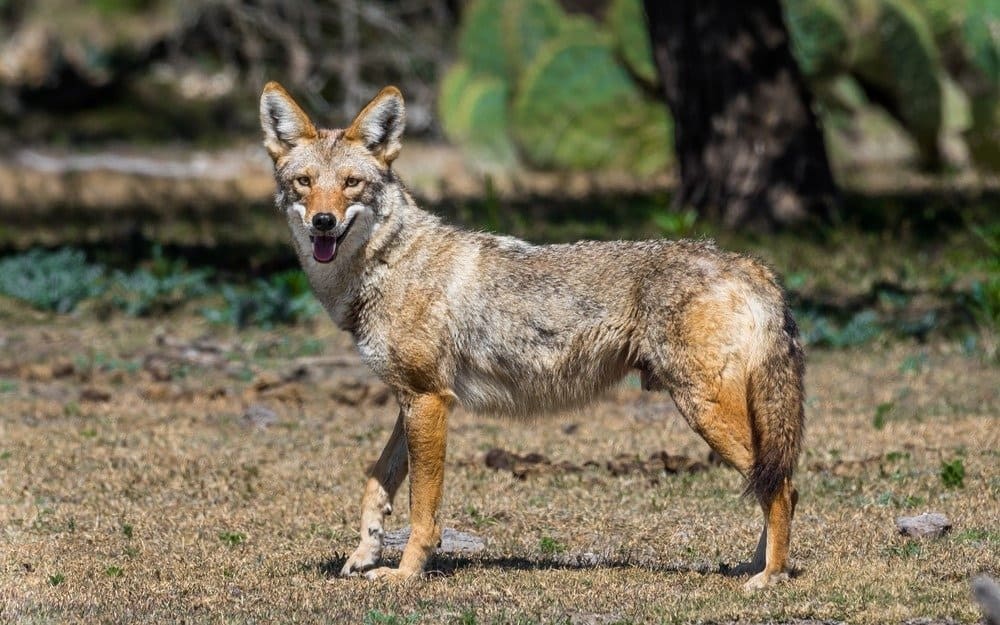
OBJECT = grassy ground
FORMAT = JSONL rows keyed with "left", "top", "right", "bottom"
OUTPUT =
{"left": 0, "top": 297, "right": 996, "bottom": 624}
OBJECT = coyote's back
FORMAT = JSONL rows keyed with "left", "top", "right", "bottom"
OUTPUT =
{"left": 259, "top": 82, "right": 804, "bottom": 590}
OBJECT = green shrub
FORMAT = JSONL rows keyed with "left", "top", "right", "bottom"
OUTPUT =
{"left": 203, "top": 270, "right": 321, "bottom": 329}
{"left": 0, "top": 248, "right": 104, "bottom": 313}
{"left": 109, "top": 246, "right": 212, "bottom": 316}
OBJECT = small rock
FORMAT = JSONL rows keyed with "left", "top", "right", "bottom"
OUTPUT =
{"left": 382, "top": 527, "right": 485, "bottom": 554}
{"left": 973, "top": 575, "right": 1000, "bottom": 625}
{"left": 896, "top": 512, "right": 951, "bottom": 538}
{"left": 242, "top": 404, "right": 278, "bottom": 428}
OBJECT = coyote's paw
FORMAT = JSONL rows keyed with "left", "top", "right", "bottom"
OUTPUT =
{"left": 743, "top": 570, "right": 789, "bottom": 591}
{"left": 363, "top": 566, "right": 420, "bottom": 583}
{"left": 339, "top": 546, "right": 381, "bottom": 577}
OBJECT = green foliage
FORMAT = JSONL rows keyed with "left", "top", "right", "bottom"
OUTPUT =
{"left": 501, "top": 0, "right": 565, "bottom": 81}
{"left": 783, "top": 0, "right": 851, "bottom": 77}
{"left": 652, "top": 209, "right": 698, "bottom": 238}
{"left": 444, "top": 76, "right": 518, "bottom": 165}
{"left": 885, "top": 540, "right": 922, "bottom": 558}
{"left": 872, "top": 401, "right": 894, "bottom": 429}
{"left": 203, "top": 270, "right": 321, "bottom": 329}
{"left": 363, "top": 611, "right": 420, "bottom": 625}
{"left": 438, "top": 64, "right": 475, "bottom": 143}
{"left": 967, "top": 277, "right": 1000, "bottom": 332}
{"left": 105, "top": 565, "right": 124, "bottom": 578}
{"left": 218, "top": 530, "right": 246, "bottom": 547}
{"left": 48, "top": 573, "right": 66, "bottom": 586}
{"left": 0, "top": 248, "right": 105, "bottom": 313}
{"left": 940, "top": 458, "right": 965, "bottom": 488}
{"left": 798, "top": 309, "right": 884, "bottom": 348}
{"left": 457, "top": 0, "right": 508, "bottom": 78}
{"left": 512, "top": 22, "right": 671, "bottom": 173}
{"left": 538, "top": 535, "right": 566, "bottom": 555}
{"left": 865, "top": 0, "right": 944, "bottom": 161}
{"left": 443, "top": 2, "right": 670, "bottom": 175}
{"left": 606, "top": 0, "right": 659, "bottom": 85}
{"left": 109, "top": 246, "right": 212, "bottom": 316}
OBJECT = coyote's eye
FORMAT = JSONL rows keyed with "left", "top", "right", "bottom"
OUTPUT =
{"left": 344, "top": 177, "right": 361, "bottom": 188}
{"left": 295, "top": 176, "right": 311, "bottom": 187}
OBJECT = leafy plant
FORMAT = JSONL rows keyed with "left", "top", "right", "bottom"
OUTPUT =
{"left": 109, "top": 246, "right": 212, "bottom": 316}
{"left": 539, "top": 535, "right": 566, "bottom": 555}
{"left": 203, "top": 270, "right": 321, "bottom": 329}
{"left": 940, "top": 458, "right": 965, "bottom": 488}
{"left": 363, "top": 611, "right": 420, "bottom": 625}
{"left": 872, "top": 401, "right": 894, "bottom": 430}
{"left": 48, "top": 573, "right": 66, "bottom": 586}
{"left": 652, "top": 209, "right": 697, "bottom": 238}
{"left": 218, "top": 530, "right": 246, "bottom": 547}
{"left": 0, "top": 248, "right": 104, "bottom": 312}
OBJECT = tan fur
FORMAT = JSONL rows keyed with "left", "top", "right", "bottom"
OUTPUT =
{"left": 259, "top": 83, "right": 806, "bottom": 589}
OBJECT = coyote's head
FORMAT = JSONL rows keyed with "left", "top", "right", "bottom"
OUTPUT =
{"left": 259, "top": 83, "right": 405, "bottom": 264}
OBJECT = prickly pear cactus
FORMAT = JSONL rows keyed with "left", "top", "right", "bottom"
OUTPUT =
{"left": 439, "top": 64, "right": 516, "bottom": 164}
{"left": 851, "top": 0, "right": 945, "bottom": 163}
{"left": 784, "top": 0, "right": 851, "bottom": 77}
{"left": 457, "top": 0, "right": 508, "bottom": 78}
{"left": 879, "top": 0, "right": 945, "bottom": 162}
{"left": 500, "top": 0, "right": 565, "bottom": 82}
{"left": 438, "top": 63, "right": 475, "bottom": 141}
{"left": 512, "top": 21, "right": 670, "bottom": 173}
{"left": 453, "top": 77, "right": 518, "bottom": 165}
{"left": 963, "top": 0, "right": 1000, "bottom": 169}
{"left": 606, "top": 0, "right": 658, "bottom": 85}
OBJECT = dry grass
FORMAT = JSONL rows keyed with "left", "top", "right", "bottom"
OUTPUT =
{"left": 0, "top": 300, "right": 997, "bottom": 624}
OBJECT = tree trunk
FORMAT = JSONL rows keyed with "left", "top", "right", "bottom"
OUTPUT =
{"left": 642, "top": 0, "right": 837, "bottom": 230}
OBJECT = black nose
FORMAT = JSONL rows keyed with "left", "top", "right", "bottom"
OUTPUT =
{"left": 312, "top": 212, "right": 336, "bottom": 232}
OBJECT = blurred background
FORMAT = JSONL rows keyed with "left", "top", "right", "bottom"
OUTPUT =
{"left": 0, "top": 0, "right": 996, "bottom": 355}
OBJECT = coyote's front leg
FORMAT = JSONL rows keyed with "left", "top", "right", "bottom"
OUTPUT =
{"left": 364, "top": 392, "right": 451, "bottom": 581}
{"left": 340, "top": 410, "right": 408, "bottom": 576}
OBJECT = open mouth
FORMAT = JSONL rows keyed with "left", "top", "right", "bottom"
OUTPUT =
{"left": 309, "top": 218, "right": 355, "bottom": 264}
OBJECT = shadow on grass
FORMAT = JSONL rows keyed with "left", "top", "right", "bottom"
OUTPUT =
{"left": 308, "top": 553, "right": 805, "bottom": 581}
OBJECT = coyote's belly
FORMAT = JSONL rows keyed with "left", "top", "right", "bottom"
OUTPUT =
{"left": 449, "top": 303, "right": 636, "bottom": 417}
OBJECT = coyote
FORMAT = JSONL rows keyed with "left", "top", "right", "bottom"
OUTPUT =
{"left": 259, "top": 83, "right": 805, "bottom": 590}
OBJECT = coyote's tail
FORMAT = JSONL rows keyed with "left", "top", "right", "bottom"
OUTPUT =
{"left": 744, "top": 311, "right": 805, "bottom": 504}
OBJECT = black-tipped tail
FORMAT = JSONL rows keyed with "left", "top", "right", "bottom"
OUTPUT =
{"left": 744, "top": 335, "right": 805, "bottom": 504}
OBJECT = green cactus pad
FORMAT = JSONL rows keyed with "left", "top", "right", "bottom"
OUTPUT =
{"left": 500, "top": 0, "right": 565, "bottom": 82}
{"left": 438, "top": 63, "right": 475, "bottom": 141}
{"left": 606, "top": 0, "right": 659, "bottom": 85}
{"left": 458, "top": 0, "right": 508, "bottom": 78}
{"left": 448, "top": 76, "right": 518, "bottom": 165}
{"left": 512, "top": 23, "right": 671, "bottom": 173}
{"left": 879, "top": 0, "right": 945, "bottom": 160}
{"left": 963, "top": 0, "right": 999, "bottom": 83}
{"left": 784, "top": 0, "right": 851, "bottom": 77}
{"left": 962, "top": 0, "right": 1000, "bottom": 169}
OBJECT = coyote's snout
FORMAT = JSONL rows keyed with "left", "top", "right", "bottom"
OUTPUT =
{"left": 259, "top": 82, "right": 806, "bottom": 590}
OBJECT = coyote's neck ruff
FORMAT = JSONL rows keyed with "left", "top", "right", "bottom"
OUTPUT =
{"left": 260, "top": 83, "right": 805, "bottom": 590}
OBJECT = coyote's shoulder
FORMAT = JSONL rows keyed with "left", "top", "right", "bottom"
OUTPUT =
{"left": 259, "top": 82, "right": 804, "bottom": 590}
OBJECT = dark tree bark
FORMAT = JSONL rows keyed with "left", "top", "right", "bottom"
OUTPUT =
{"left": 642, "top": 0, "right": 837, "bottom": 230}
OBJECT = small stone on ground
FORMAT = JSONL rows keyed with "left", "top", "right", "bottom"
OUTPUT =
{"left": 896, "top": 512, "right": 951, "bottom": 538}
{"left": 383, "top": 527, "right": 485, "bottom": 553}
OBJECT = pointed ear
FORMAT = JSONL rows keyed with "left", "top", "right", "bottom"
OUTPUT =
{"left": 260, "top": 81, "right": 317, "bottom": 161}
{"left": 344, "top": 86, "right": 406, "bottom": 165}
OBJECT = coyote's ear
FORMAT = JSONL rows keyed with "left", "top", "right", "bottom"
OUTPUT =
{"left": 344, "top": 86, "right": 406, "bottom": 165}
{"left": 260, "top": 81, "right": 317, "bottom": 161}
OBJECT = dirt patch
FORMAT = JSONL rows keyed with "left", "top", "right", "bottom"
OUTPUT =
{"left": 482, "top": 447, "right": 712, "bottom": 480}
{"left": 0, "top": 308, "right": 997, "bottom": 624}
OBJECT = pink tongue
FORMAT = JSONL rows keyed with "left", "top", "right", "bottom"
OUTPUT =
{"left": 312, "top": 236, "right": 337, "bottom": 263}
